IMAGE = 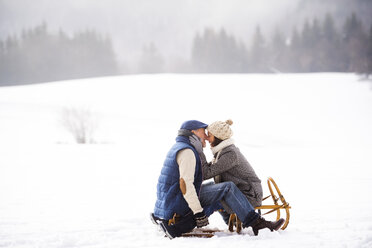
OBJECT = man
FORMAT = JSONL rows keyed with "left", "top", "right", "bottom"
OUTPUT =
{"left": 153, "top": 120, "right": 284, "bottom": 239}
{"left": 153, "top": 120, "right": 210, "bottom": 238}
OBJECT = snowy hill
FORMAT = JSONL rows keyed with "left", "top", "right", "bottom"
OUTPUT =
{"left": 0, "top": 73, "right": 371, "bottom": 247}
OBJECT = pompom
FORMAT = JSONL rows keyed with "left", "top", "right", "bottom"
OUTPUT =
{"left": 225, "top": 119, "right": 233, "bottom": 125}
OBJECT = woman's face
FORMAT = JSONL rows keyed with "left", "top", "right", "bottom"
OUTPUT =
{"left": 207, "top": 131, "right": 215, "bottom": 146}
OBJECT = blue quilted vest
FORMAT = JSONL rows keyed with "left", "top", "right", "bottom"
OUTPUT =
{"left": 153, "top": 135, "right": 202, "bottom": 220}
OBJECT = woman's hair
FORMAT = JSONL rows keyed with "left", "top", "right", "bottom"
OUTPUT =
{"left": 211, "top": 136, "right": 223, "bottom": 147}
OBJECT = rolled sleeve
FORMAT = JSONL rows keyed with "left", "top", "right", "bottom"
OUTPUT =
{"left": 177, "top": 149, "right": 203, "bottom": 214}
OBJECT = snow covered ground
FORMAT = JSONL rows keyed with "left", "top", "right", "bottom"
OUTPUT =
{"left": 0, "top": 73, "right": 371, "bottom": 247}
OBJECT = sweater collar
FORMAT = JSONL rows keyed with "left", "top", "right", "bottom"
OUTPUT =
{"left": 211, "top": 138, "right": 234, "bottom": 155}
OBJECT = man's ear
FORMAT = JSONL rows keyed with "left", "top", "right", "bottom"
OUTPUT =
{"left": 191, "top": 130, "right": 196, "bottom": 135}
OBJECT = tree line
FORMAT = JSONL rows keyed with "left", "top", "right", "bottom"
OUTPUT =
{"left": 1, "top": 12, "right": 372, "bottom": 86}
{"left": 0, "top": 22, "right": 118, "bottom": 86}
{"left": 190, "top": 13, "right": 372, "bottom": 77}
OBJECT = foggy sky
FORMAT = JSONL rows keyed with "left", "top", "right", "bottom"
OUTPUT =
{"left": 3, "top": 0, "right": 370, "bottom": 68}
{"left": 0, "top": 0, "right": 303, "bottom": 64}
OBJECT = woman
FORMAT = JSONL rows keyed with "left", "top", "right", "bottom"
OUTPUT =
{"left": 202, "top": 119, "right": 263, "bottom": 223}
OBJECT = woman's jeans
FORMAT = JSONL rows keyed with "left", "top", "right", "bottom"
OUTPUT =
{"left": 199, "top": 181, "right": 259, "bottom": 227}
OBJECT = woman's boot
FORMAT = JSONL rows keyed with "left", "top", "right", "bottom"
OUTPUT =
{"left": 251, "top": 216, "right": 285, "bottom": 236}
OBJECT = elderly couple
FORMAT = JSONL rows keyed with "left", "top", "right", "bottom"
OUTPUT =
{"left": 153, "top": 120, "right": 284, "bottom": 239}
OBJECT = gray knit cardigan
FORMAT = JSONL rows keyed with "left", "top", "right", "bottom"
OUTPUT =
{"left": 201, "top": 144, "right": 263, "bottom": 208}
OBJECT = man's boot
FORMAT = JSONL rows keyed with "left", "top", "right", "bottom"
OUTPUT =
{"left": 251, "top": 216, "right": 285, "bottom": 236}
{"left": 159, "top": 212, "right": 196, "bottom": 239}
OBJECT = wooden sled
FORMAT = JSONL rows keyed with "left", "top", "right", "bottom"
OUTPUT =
{"left": 228, "top": 177, "right": 291, "bottom": 233}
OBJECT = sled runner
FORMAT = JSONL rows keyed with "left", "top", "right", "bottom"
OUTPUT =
{"left": 181, "top": 228, "right": 221, "bottom": 238}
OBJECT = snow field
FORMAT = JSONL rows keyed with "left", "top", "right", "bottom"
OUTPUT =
{"left": 0, "top": 73, "right": 371, "bottom": 247}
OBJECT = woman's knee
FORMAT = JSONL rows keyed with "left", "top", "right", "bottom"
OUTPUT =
{"left": 222, "top": 181, "right": 236, "bottom": 190}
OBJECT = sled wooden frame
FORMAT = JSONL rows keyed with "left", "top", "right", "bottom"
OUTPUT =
{"left": 229, "top": 177, "right": 291, "bottom": 233}
{"left": 256, "top": 177, "right": 291, "bottom": 230}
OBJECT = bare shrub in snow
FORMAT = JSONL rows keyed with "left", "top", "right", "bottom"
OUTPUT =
{"left": 60, "top": 107, "right": 99, "bottom": 144}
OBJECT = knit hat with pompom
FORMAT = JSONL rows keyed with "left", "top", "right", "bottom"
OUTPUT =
{"left": 207, "top": 119, "right": 233, "bottom": 140}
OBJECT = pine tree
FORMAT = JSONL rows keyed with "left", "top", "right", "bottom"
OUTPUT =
{"left": 191, "top": 32, "right": 204, "bottom": 72}
{"left": 287, "top": 27, "right": 302, "bottom": 72}
{"left": 249, "top": 25, "right": 268, "bottom": 73}
{"left": 358, "top": 24, "right": 372, "bottom": 78}
{"left": 323, "top": 13, "right": 337, "bottom": 42}
{"left": 367, "top": 25, "right": 372, "bottom": 78}
{"left": 297, "top": 20, "right": 313, "bottom": 72}
{"left": 309, "top": 18, "right": 323, "bottom": 71}
{"left": 2, "top": 36, "right": 20, "bottom": 85}
{"left": 343, "top": 13, "right": 363, "bottom": 42}
{"left": 269, "top": 28, "right": 287, "bottom": 72}
{"left": 321, "top": 13, "right": 342, "bottom": 71}
{"left": 342, "top": 12, "right": 368, "bottom": 72}
{"left": 191, "top": 29, "right": 216, "bottom": 72}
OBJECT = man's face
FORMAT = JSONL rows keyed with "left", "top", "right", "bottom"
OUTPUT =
{"left": 192, "top": 128, "right": 208, "bottom": 147}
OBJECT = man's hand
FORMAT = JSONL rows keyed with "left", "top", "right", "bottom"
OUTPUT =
{"left": 189, "top": 134, "right": 203, "bottom": 154}
{"left": 194, "top": 211, "right": 209, "bottom": 228}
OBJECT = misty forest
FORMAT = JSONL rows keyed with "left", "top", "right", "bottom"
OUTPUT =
{"left": 1, "top": 12, "right": 372, "bottom": 86}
